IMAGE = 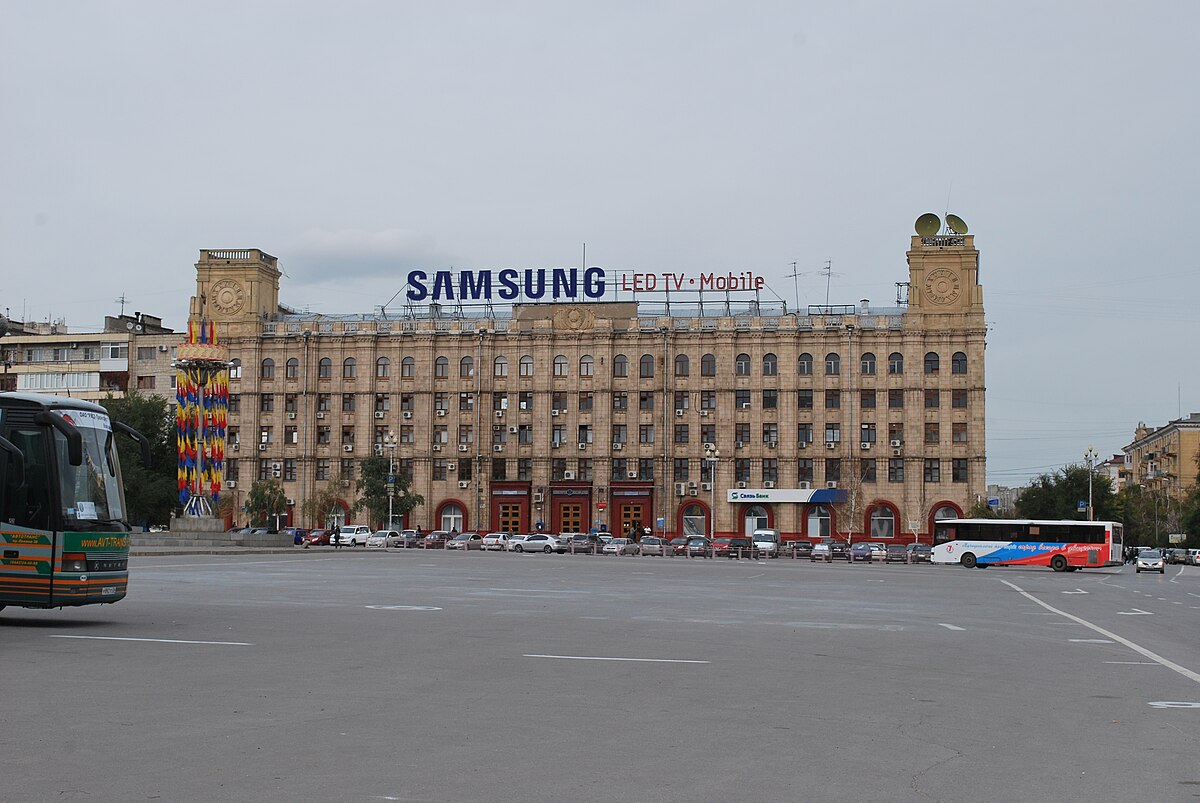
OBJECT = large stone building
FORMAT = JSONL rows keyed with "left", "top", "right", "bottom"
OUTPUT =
{"left": 1123, "top": 413, "right": 1200, "bottom": 501}
{"left": 194, "top": 223, "right": 987, "bottom": 542}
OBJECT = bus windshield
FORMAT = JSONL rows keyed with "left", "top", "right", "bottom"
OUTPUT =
{"left": 53, "top": 410, "right": 127, "bottom": 529}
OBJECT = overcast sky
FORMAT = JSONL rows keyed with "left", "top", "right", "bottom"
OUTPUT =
{"left": 2, "top": 1, "right": 1197, "bottom": 487}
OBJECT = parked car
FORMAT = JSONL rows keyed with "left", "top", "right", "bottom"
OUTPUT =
{"left": 366, "top": 530, "right": 397, "bottom": 548}
{"left": 447, "top": 532, "right": 484, "bottom": 550}
{"left": 1189, "top": 549, "right": 1200, "bottom": 566}
{"left": 715, "top": 537, "right": 756, "bottom": 559}
{"left": 395, "top": 529, "right": 422, "bottom": 548}
{"left": 283, "top": 527, "right": 309, "bottom": 545}
{"left": 602, "top": 537, "right": 640, "bottom": 555}
{"left": 885, "top": 544, "right": 909, "bottom": 563}
{"left": 812, "top": 539, "right": 850, "bottom": 562}
{"left": 828, "top": 540, "right": 851, "bottom": 561}
{"left": 867, "top": 543, "right": 888, "bottom": 562}
{"left": 1135, "top": 549, "right": 1165, "bottom": 574}
{"left": 1167, "top": 548, "right": 1190, "bottom": 565}
{"left": 906, "top": 544, "right": 933, "bottom": 563}
{"left": 686, "top": 536, "right": 713, "bottom": 558}
{"left": 337, "top": 525, "right": 372, "bottom": 546}
{"left": 513, "top": 533, "right": 566, "bottom": 553}
{"left": 850, "top": 542, "right": 875, "bottom": 562}
{"left": 669, "top": 536, "right": 690, "bottom": 556}
{"left": 481, "top": 532, "right": 511, "bottom": 551}
{"left": 788, "top": 541, "right": 814, "bottom": 559}
{"left": 638, "top": 536, "right": 665, "bottom": 556}
{"left": 302, "top": 529, "right": 332, "bottom": 547}
{"left": 506, "top": 534, "right": 530, "bottom": 551}
{"left": 567, "top": 533, "right": 603, "bottom": 553}
{"left": 420, "top": 530, "right": 450, "bottom": 549}
{"left": 751, "top": 528, "right": 781, "bottom": 558}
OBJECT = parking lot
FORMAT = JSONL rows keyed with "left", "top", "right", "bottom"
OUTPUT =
{"left": 4, "top": 551, "right": 1199, "bottom": 802}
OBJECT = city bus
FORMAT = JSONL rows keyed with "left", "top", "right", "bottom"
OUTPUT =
{"left": 930, "top": 518, "right": 1123, "bottom": 572}
{"left": 0, "top": 392, "right": 148, "bottom": 611}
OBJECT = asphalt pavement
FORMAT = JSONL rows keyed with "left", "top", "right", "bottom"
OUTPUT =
{"left": 3, "top": 550, "right": 1198, "bottom": 802}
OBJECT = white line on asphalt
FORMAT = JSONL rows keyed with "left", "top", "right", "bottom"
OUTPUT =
{"left": 1116, "top": 609, "right": 1153, "bottom": 616}
{"left": 938, "top": 623, "right": 965, "bottom": 631}
{"left": 136, "top": 558, "right": 338, "bottom": 569}
{"left": 1189, "top": 593, "right": 1200, "bottom": 599}
{"left": 1105, "top": 661, "right": 1160, "bottom": 665}
{"left": 1070, "top": 639, "right": 1114, "bottom": 643}
{"left": 1062, "top": 588, "right": 1088, "bottom": 594}
{"left": 488, "top": 588, "right": 577, "bottom": 593}
{"left": 1002, "top": 579, "right": 1200, "bottom": 685}
{"left": 50, "top": 635, "right": 252, "bottom": 646}
{"left": 525, "top": 654, "right": 709, "bottom": 664}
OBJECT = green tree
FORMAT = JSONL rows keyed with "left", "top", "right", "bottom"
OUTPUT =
{"left": 300, "top": 473, "right": 347, "bottom": 530}
{"left": 965, "top": 498, "right": 998, "bottom": 518}
{"left": 100, "top": 390, "right": 178, "bottom": 529}
{"left": 353, "top": 455, "right": 423, "bottom": 529}
{"left": 247, "top": 479, "right": 287, "bottom": 529}
{"left": 1015, "top": 464, "right": 1116, "bottom": 521}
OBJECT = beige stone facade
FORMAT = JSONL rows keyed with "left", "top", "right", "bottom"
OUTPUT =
{"left": 192, "top": 232, "right": 987, "bottom": 542}
{"left": 1124, "top": 413, "right": 1200, "bottom": 501}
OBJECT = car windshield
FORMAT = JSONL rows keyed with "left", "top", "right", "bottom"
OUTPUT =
{"left": 1141, "top": 550, "right": 1162, "bottom": 558}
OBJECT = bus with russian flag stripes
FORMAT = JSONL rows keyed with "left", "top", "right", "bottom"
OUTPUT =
{"left": 930, "top": 518, "right": 1123, "bottom": 572}
{"left": 0, "top": 393, "right": 148, "bottom": 611}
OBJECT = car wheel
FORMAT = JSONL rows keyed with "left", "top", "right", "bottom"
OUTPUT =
{"left": 1050, "top": 555, "right": 1068, "bottom": 572}
{"left": 543, "top": 545, "right": 553, "bottom": 553}
{"left": 961, "top": 552, "right": 977, "bottom": 569}
{"left": 514, "top": 545, "right": 524, "bottom": 553}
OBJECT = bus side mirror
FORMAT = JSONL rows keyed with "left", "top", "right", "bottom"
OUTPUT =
{"left": 0, "top": 435, "right": 25, "bottom": 488}
{"left": 113, "top": 422, "right": 152, "bottom": 468}
{"left": 34, "top": 411, "right": 83, "bottom": 466}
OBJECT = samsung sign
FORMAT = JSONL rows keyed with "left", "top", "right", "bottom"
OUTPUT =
{"left": 405, "top": 267, "right": 765, "bottom": 303}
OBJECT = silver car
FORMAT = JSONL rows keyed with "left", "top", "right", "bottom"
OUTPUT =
{"left": 481, "top": 532, "right": 511, "bottom": 551}
{"left": 512, "top": 533, "right": 565, "bottom": 553}
{"left": 1135, "top": 549, "right": 1165, "bottom": 574}
{"left": 602, "top": 537, "right": 639, "bottom": 555}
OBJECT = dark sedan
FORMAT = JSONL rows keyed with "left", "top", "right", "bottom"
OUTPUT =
{"left": 850, "top": 542, "right": 875, "bottom": 562}
{"left": 686, "top": 537, "right": 713, "bottom": 558}
{"left": 906, "top": 544, "right": 932, "bottom": 563}
{"left": 885, "top": 544, "right": 909, "bottom": 563}
{"left": 301, "top": 529, "right": 331, "bottom": 546}
{"left": 788, "top": 541, "right": 814, "bottom": 559}
{"left": 670, "top": 536, "right": 690, "bottom": 556}
{"left": 714, "top": 537, "right": 756, "bottom": 559}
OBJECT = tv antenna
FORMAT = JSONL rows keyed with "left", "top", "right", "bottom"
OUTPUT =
{"left": 819, "top": 259, "right": 843, "bottom": 310}
{"left": 115, "top": 293, "right": 129, "bottom": 316}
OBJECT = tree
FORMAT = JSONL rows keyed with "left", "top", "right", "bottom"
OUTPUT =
{"left": 300, "top": 475, "right": 346, "bottom": 530}
{"left": 1015, "top": 465, "right": 1116, "bottom": 521}
{"left": 965, "top": 498, "right": 998, "bottom": 518}
{"left": 247, "top": 479, "right": 287, "bottom": 529}
{"left": 100, "top": 390, "right": 178, "bottom": 529}
{"left": 353, "top": 455, "right": 423, "bottom": 529}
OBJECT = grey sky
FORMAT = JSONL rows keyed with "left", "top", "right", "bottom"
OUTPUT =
{"left": 3, "top": 1, "right": 1197, "bottom": 487}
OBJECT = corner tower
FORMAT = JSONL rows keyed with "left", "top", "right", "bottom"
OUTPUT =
{"left": 189, "top": 249, "right": 281, "bottom": 337}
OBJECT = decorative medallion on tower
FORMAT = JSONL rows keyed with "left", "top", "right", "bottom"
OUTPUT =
{"left": 210, "top": 279, "right": 246, "bottom": 317}
{"left": 554, "top": 305, "right": 596, "bottom": 332}
{"left": 923, "top": 268, "right": 961, "bottom": 306}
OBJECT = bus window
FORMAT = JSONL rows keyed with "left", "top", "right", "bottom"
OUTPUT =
{"left": 9, "top": 428, "right": 53, "bottom": 531}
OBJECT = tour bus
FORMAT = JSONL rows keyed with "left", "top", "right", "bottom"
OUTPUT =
{"left": 0, "top": 392, "right": 148, "bottom": 611}
{"left": 930, "top": 518, "right": 1123, "bottom": 572}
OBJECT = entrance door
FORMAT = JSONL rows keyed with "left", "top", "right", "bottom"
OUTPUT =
{"left": 618, "top": 502, "right": 647, "bottom": 539}
{"left": 497, "top": 502, "right": 523, "bottom": 534}
{"left": 743, "top": 505, "right": 768, "bottom": 536}
{"left": 557, "top": 502, "right": 584, "bottom": 534}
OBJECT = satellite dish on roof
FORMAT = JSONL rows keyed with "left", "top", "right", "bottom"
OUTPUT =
{"left": 915, "top": 213, "right": 940, "bottom": 237}
{"left": 946, "top": 214, "right": 969, "bottom": 234}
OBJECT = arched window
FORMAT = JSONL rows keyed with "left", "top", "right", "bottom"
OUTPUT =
{"left": 342, "top": 358, "right": 357, "bottom": 379}
{"left": 579, "top": 355, "right": 594, "bottom": 377}
{"left": 612, "top": 354, "right": 628, "bottom": 378}
{"left": 808, "top": 504, "right": 832, "bottom": 538}
{"left": 434, "top": 356, "right": 449, "bottom": 378}
{"left": 493, "top": 356, "right": 508, "bottom": 377}
{"left": 869, "top": 506, "right": 896, "bottom": 538}
{"left": 825, "top": 353, "right": 840, "bottom": 375}
{"left": 888, "top": 352, "right": 904, "bottom": 374}
{"left": 933, "top": 505, "right": 960, "bottom": 544}
{"left": 519, "top": 355, "right": 534, "bottom": 377}
{"left": 553, "top": 355, "right": 568, "bottom": 377}
{"left": 229, "top": 358, "right": 242, "bottom": 379}
{"left": 285, "top": 358, "right": 299, "bottom": 380}
{"left": 735, "top": 353, "right": 751, "bottom": 376}
{"left": 952, "top": 351, "right": 968, "bottom": 374}
{"left": 318, "top": 358, "right": 332, "bottom": 379}
{"left": 260, "top": 358, "right": 275, "bottom": 380}
{"left": 440, "top": 504, "right": 464, "bottom": 533}
{"left": 375, "top": 357, "right": 390, "bottom": 378}
{"left": 459, "top": 356, "right": 474, "bottom": 378}
{"left": 675, "top": 354, "right": 690, "bottom": 377}
{"left": 924, "top": 352, "right": 940, "bottom": 374}
{"left": 700, "top": 353, "right": 717, "bottom": 377}
{"left": 401, "top": 356, "right": 415, "bottom": 378}
{"left": 860, "top": 352, "right": 876, "bottom": 375}
{"left": 681, "top": 503, "right": 706, "bottom": 538}
{"left": 639, "top": 354, "right": 655, "bottom": 379}
{"left": 762, "top": 353, "right": 778, "bottom": 376}
{"left": 797, "top": 353, "right": 813, "bottom": 375}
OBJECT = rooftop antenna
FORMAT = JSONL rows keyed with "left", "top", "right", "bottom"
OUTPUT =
{"left": 819, "top": 259, "right": 843, "bottom": 310}
{"left": 786, "top": 261, "right": 802, "bottom": 315}
{"left": 115, "top": 294, "right": 128, "bottom": 316}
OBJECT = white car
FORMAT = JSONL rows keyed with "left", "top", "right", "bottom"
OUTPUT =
{"left": 506, "top": 534, "right": 529, "bottom": 551}
{"left": 336, "top": 525, "right": 372, "bottom": 546}
{"left": 512, "top": 533, "right": 564, "bottom": 553}
{"left": 367, "top": 530, "right": 400, "bottom": 548}
{"left": 482, "top": 532, "right": 511, "bottom": 551}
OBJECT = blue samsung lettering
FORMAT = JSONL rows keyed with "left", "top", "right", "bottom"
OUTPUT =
{"left": 524, "top": 270, "right": 547, "bottom": 299}
{"left": 497, "top": 269, "right": 520, "bottom": 300}
{"left": 432, "top": 270, "right": 455, "bottom": 300}
{"left": 552, "top": 268, "right": 577, "bottom": 299}
{"left": 584, "top": 267, "right": 606, "bottom": 299}
{"left": 406, "top": 270, "right": 428, "bottom": 301}
{"left": 460, "top": 271, "right": 490, "bottom": 300}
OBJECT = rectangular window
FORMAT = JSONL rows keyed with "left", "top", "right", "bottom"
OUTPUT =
{"left": 825, "top": 458, "right": 841, "bottom": 484}
{"left": 701, "top": 424, "right": 717, "bottom": 444}
{"left": 518, "top": 459, "right": 532, "bottom": 481}
{"left": 735, "top": 389, "right": 751, "bottom": 408}
{"left": 825, "top": 389, "right": 840, "bottom": 409}
{"left": 458, "top": 425, "right": 473, "bottom": 445}
{"left": 735, "top": 459, "right": 750, "bottom": 483}
{"left": 518, "top": 391, "right": 533, "bottom": 411}
{"left": 762, "top": 423, "right": 778, "bottom": 444}
{"left": 610, "top": 459, "right": 627, "bottom": 482}
{"left": 286, "top": 394, "right": 299, "bottom": 413}
{"left": 887, "top": 458, "right": 904, "bottom": 483}
{"left": 798, "top": 423, "right": 813, "bottom": 444}
{"left": 490, "top": 393, "right": 505, "bottom": 412}
{"left": 612, "top": 392, "right": 628, "bottom": 411}
{"left": 952, "top": 389, "right": 968, "bottom": 409}
{"left": 461, "top": 393, "right": 475, "bottom": 412}
{"left": 285, "top": 425, "right": 298, "bottom": 445}
{"left": 925, "top": 389, "right": 940, "bottom": 409}
{"left": 798, "top": 389, "right": 813, "bottom": 409}
{"left": 673, "top": 458, "right": 689, "bottom": 482}
{"left": 458, "top": 459, "right": 472, "bottom": 480}
{"left": 797, "top": 458, "right": 814, "bottom": 483}
{"left": 341, "top": 458, "right": 355, "bottom": 480}
{"left": 340, "top": 394, "right": 354, "bottom": 412}
{"left": 735, "top": 423, "right": 750, "bottom": 445}
{"left": 578, "top": 459, "right": 593, "bottom": 482}
{"left": 316, "top": 459, "right": 331, "bottom": 481}
{"left": 432, "top": 460, "right": 448, "bottom": 481}
{"left": 925, "top": 423, "right": 939, "bottom": 444}
{"left": 953, "top": 458, "right": 969, "bottom": 482}
{"left": 674, "top": 424, "right": 689, "bottom": 444}
{"left": 888, "top": 389, "right": 904, "bottom": 409}
{"left": 924, "top": 459, "right": 941, "bottom": 483}
{"left": 860, "top": 458, "right": 876, "bottom": 483}
{"left": 762, "top": 388, "right": 778, "bottom": 409}
{"left": 639, "top": 391, "right": 655, "bottom": 411}
{"left": 316, "top": 426, "right": 331, "bottom": 445}
{"left": 824, "top": 423, "right": 841, "bottom": 443}
{"left": 577, "top": 424, "right": 592, "bottom": 445}
{"left": 701, "top": 390, "right": 717, "bottom": 410}
{"left": 952, "top": 422, "right": 968, "bottom": 443}
{"left": 136, "top": 375, "right": 156, "bottom": 390}
{"left": 551, "top": 459, "right": 567, "bottom": 481}
{"left": 399, "top": 426, "right": 414, "bottom": 444}
{"left": 228, "top": 394, "right": 241, "bottom": 414}
{"left": 579, "top": 392, "right": 593, "bottom": 411}
{"left": 612, "top": 424, "right": 627, "bottom": 444}
{"left": 860, "top": 390, "right": 876, "bottom": 409}
{"left": 674, "top": 391, "right": 689, "bottom": 411}
{"left": 762, "top": 458, "right": 778, "bottom": 484}
{"left": 860, "top": 423, "right": 876, "bottom": 444}
{"left": 260, "top": 394, "right": 275, "bottom": 413}
{"left": 490, "top": 458, "right": 506, "bottom": 481}
{"left": 521, "top": 425, "right": 535, "bottom": 445}
{"left": 639, "top": 424, "right": 654, "bottom": 444}
{"left": 638, "top": 458, "right": 654, "bottom": 479}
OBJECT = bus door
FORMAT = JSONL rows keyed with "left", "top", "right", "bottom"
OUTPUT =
{"left": 0, "top": 424, "right": 55, "bottom": 608}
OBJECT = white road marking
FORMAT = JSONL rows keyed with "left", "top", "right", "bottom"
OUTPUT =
{"left": 1070, "top": 639, "right": 1115, "bottom": 644}
{"left": 938, "top": 623, "right": 965, "bottom": 631}
{"left": 1062, "top": 588, "right": 1088, "bottom": 594}
{"left": 1002, "top": 579, "right": 1200, "bottom": 685}
{"left": 50, "top": 635, "right": 252, "bottom": 646}
{"left": 136, "top": 558, "right": 338, "bottom": 569}
{"left": 525, "top": 654, "right": 709, "bottom": 664}
{"left": 487, "top": 588, "right": 577, "bottom": 593}
{"left": 1148, "top": 701, "right": 1200, "bottom": 709}
{"left": 1105, "top": 661, "right": 1160, "bottom": 665}
{"left": 364, "top": 605, "right": 441, "bottom": 611}
{"left": 1117, "top": 609, "right": 1153, "bottom": 616}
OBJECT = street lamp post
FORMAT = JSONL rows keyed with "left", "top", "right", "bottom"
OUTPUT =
{"left": 704, "top": 445, "right": 720, "bottom": 541}
{"left": 384, "top": 430, "right": 398, "bottom": 530}
{"left": 1084, "top": 445, "right": 1098, "bottom": 521}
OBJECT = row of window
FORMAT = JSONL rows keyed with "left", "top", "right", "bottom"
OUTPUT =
{"left": 234, "top": 456, "right": 970, "bottom": 485}
{"left": 244, "top": 351, "right": 972, "bottom": 381}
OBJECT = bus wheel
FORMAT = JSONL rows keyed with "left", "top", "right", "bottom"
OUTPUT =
{"left": 1050, "top": 555, "right": 1068, "bottom": 572}
{"left": 961, "top": 553, "right": 977, "bottom": 569}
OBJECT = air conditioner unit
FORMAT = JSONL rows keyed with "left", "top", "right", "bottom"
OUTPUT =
{"left": 287, "top": 412, "right": 296, "bottom": 420}
{"left": 272, "top": 462, "right": 281, "bottom": 470}
{"left": 551, "top": 409, "right": 560, "bottom": 416}
{"left": 826, "top": 442, "right": 836, "bottom": 449}
{"left": 767, "top": 441, "right": 777, "bottom": 449}
{"left": 675, "top": 409, "right": 684, "bottom": 417}
{"left": 436, "top": 409, "right": 446, "bottom": 417}
{"left": 826, "top": 481, "right": 838, "bottom": 489}
{"left": 232, "top": 443, "right": 239, "bottom": 451}
{"left": 700, "top": 410, "right": 710, "bottom": 417}
{"left": 272, "top": 470, "right": 281, "bottom": 478}
{"left": 532, "top": 492, "right": 544, "bottom": 503}
{"left": 258, "top": 444, "right": 267, "bottom": 451}
{"left": 703, "top": 443, "right": 716, "bottom": 451}
{"left": 798, "top": 442, "right": 808, "bottom": 449}
{"left": 495, "top": 410, "right": 504, "bottom": 418}
{"left": 341, "top": 480, "right": 350, "bottom": 488}
{"left": 316, "top": 411, "right": 326, "bottom": 419}
{"left": 675, "top": 482, "right": 687, "bottom": 496}
{"left": 458, "top": 480, "right": 469, "bottom": 489}
{"left": 343, "top": 445, "right": 354, "bottom": 452}
{"left": 493, "top": 425, "right": 502, "bottom": 432}
{"left": 736, "top": 441, "right": 745, "bottom": 449}
{"left": 578, "top": 442, "right": 587, "bottom": 450}
{"left": 740, "top": 403, "right": 751, "bottom": 409}
{"left": 763, "top": 481, "right": 775, "bottom": 489}
{"left": 861, "top": 442, "right": 871, "bottom": 450}
{"left": 701, "top": 482, "right": 713, "bottom": 491}
{"left": 507, "top": 426, "right": 518, "bottom": 434}
{"left": 432, "top": 444, "right": 442, "bottom": 452}
{"left": 286, "top": 498, "right": 295, "bottom": 506}
{"left": 689, "top": 488, "right": 698, "bottom": 496}
{"left": 158, "top": 344, "right": 169, "bottom": 353}
{"left": 563, "top": 471, "right": 576, "bottom": 480}
{"left": 798, "top": 481, "right": 811, "bottom": 490}
{"left": 552, "top": 442, "right": 561, "bottom": 449}
{"left": 447, "top": 462, "right": 455, "bottom": 470}
{"left": 458, "top": 444, "right": 469, "bottom": 452}
{"left": 688, "top": 481, "right": 697, "bottom": 489}
{"left": 627, "top": 471, "right": 639, "bottom": 479}
{"left": 402, "top": 411, "right": 413, "bottom": 419}
{"left": 890, "top": 439, "right": 902, "bottom": 448}
{"left": 736, "top": 481, "right": 747, "bottom": 489}
{"left": 893, "top": 449, "right": 902, "bottom": 457}
{"left": 374, "top": 411, "right": 385, "bottom": 419}
{"left": 612, "top": 443, "right": 623, "bottom": 450}
{"left": 226, "top": 480, "right": 236, "bottom": 488}
{"left": 493, "top": 444, "right": 504, "bottom": 452}
{"left": 374, "top": 445, "right": 384, "bottom": 455}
